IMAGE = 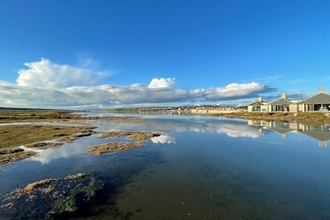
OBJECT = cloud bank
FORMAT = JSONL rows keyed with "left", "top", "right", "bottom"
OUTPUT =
{"left": 0, "top": 59, "right": 276, "bottom": 108}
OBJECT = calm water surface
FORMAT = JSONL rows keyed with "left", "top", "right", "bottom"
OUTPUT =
{"left": 1, "top": 114, "right": 330, "bottom": 219}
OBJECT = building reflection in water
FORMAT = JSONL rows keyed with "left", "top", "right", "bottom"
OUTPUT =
{"left": 248, "top": 120, "right": 330, "bottom": 147}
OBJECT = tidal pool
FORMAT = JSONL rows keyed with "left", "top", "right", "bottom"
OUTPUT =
{"left": 1, "top": 114, "right": 330, "bottom": 219}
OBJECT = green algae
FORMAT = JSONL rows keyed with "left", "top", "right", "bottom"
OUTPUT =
{"left": 1, "top": 171, "right": 104, "bottom": 219}
{"left": 46, "top": 173, "right": 104, "bottom": 219}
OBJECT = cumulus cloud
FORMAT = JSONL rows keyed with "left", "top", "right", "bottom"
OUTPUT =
{"left": 151, "top": 134, "right": 176, "bottom": 144}
{"left": 148, "top": 78, "right": 176, "bottom": 89}
{"left": 0, "top": 59, "right": 276, "bottom": 108}
{"left": 17, "top": 58, "right": 108, "bottom": 88}
{"left": 204, "top": 82, "right": 270, "bottom": 100}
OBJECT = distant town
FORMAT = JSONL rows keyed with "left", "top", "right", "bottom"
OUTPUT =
{"left": 101, "top": 87, "right": 330, "bottom": 115}
{"left": 99, "top": 104, "right": 247, "bottom": 115}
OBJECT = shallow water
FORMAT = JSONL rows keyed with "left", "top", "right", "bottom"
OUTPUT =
{"left": 1, "top": 114, "right": 330, "bottom": 219}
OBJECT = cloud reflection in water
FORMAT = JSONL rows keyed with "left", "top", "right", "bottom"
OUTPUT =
{"left": 23, "top": 117, "right": 261, "bottom": 165}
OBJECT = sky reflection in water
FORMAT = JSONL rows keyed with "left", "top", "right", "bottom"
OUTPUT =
{"left": 1, "top": 114, "right": 330, "bottom": 219}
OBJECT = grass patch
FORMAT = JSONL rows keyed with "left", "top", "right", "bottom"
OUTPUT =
{"left": 0, "top": 109, "right": 145, "bottom": 123}
{"left": 25, "top": 142, "right": 64, "bottom": 149}
{"left": 64, "top": 173, "right": 86, "bottom": 181}
{"left": 99, "top": 131, "right": 161, "bottom": 140}
{"left": 126, "top": 132, "right": 161, "bottom": 140}
{"left": 99, "top": 131, "right": 133, "bottom": 139}
{"left": 0, "top": 125, "right": 95, "bottom": 149}
{"left": 0, "top": 151, "right": 38, "bottom": 168}
{"left": 0, "top": 110, "right": 81, "bottom": 123}
{"left": 88, "top": 141, "right": 145, "bottom": 156}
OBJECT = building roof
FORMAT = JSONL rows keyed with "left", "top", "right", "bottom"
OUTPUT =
{"left": 270, "top": 98, "right": 292, "bottom": 105}
{"left": 248, "top": 101, "right": 266, "bottom": 106}
{"left": 299, "top": 131, "right": 330, "bottom": 142}
{"left": 299, "top": 93, "right": 330, "bottom": 104}
{"left": 248, "top": 125, "right": 264, "bottom": 129}
{"left": 268, "top": 127, "right": 293, "bottom": 134}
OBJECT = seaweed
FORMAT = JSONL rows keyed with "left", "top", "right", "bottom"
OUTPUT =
{"left": 46, "top": 175, "right": 104, "bottom": 219}
{"left": 1, "top": 171, "right": 104, "bottom": 219}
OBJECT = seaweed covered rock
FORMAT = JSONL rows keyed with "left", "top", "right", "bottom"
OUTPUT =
{"left": 1, "top": 171, "right": 104, "bottom": 220}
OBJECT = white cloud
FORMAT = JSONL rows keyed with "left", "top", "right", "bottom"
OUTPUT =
{"left": 148, "top": 78, "right": 176, "bottom": 89}
{"left": 17, "top": 58, "right": 109, "bottom": 88}
{"left": 0, "top": 59, "right": 276, "bottom": 108}
{"left": 151, "top": 134, "right": 176, "bottom": 144}
{"left": 205, "top": 82, "right": 267, "bottom": 100}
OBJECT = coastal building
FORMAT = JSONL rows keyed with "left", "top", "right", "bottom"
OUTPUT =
{"left": 298, "top": 87, "right": 330, "bottom": 112}
{"left": 269, "top": 93, "right": 293, "bottom": 112}
{"left": 247, "top": 87, "right": 330, "bottom": 113}
{"left": 247, "top": 97, "right": 269, "bottom": 112}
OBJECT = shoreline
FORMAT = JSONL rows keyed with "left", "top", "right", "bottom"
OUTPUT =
{"left": 2, "top": 108, "right": 330, "bottom": 124}
{"left": 209, "top": 111, "right": 330, "bottom": 125}
{"left": 105, "top": 108, "right": 330, "bottom": 124}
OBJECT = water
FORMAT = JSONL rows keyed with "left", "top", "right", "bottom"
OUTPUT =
{"left": 1, "top": 114, "right": 330, "bottom": 219}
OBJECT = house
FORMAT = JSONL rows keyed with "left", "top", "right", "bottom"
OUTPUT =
{"left": 298, "top": 87, "right": 330, "bottom": 112}
{"left": 247, "top": 87, "right": 330, "bottom": 113}
{"left": 269, "top": 93, "right": 293, "bottom": 112}
{"left": 247, "top": 97, "right": 269, "bottom": 112}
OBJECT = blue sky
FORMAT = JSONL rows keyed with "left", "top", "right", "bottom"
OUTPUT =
{"left": 0, "top": 0, "right": 329, "bottom": 108}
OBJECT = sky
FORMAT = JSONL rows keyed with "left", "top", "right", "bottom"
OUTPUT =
{"left": 0, "top": 0, "right": 329, "bottom": 109}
